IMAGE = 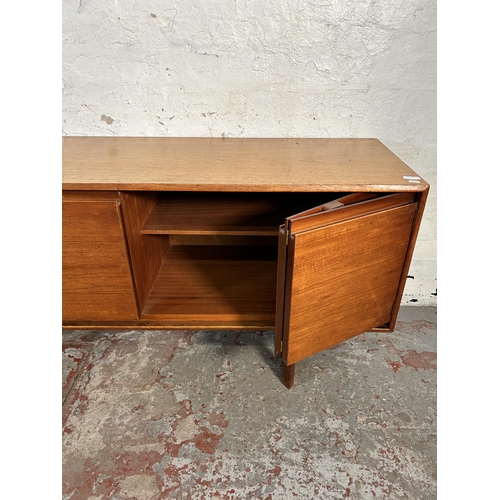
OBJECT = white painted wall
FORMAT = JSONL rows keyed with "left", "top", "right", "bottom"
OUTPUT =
{"left": 62, "top": 0, "right": 436, "bottom": 305}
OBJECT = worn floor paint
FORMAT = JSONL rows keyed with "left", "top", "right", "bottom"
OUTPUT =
{"left": 62, "top": 307, "right": 436, "bottom": 500}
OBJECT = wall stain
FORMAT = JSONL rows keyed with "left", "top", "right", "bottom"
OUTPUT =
{"left": 100, "top": 114, "right": 114, "bottom": 125}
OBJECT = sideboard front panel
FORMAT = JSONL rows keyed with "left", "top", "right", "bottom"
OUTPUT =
{"left": 62, "top": 193, "right": 138, "bottom": 322}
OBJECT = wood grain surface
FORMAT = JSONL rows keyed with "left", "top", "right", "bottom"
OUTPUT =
{"left": 62, "top": 193, "right": 138, "bottom": 321}
{"left": 63, "top": 137, "right": 429, "bottom": 192}
{"left": 140, "top": 245, "right": 278, "bottom": 326}
{"left": 287, "top": 192, "right": 415, "bottom": 233}
{"left": 120, "top": 192, "right": 170, "bottom": 311}
{"left": 141, "top": 192, "right": 336, "bottom": 235}
{"left": 274, "top": 225, "right": 288, "bottom": 356}
{"left": 282, "top": 202, "right": 418, "bottom": 365}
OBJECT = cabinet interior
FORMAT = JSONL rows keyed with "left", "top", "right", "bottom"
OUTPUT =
{"left": 141, "top": 192, "right": 338, "bottom": 236}
{"left": 122, "top": 191, "right": 346, "bottom": 328}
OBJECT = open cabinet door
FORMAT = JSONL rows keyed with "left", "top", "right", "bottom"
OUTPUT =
{"left": 275, "top": 192, "right": 418, "bottom": 388}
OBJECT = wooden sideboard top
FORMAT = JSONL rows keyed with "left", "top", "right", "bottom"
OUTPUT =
{"left": 62, "top": 137, "right": 429, "bottom": 192}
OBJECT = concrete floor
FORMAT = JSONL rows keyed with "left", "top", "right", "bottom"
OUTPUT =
{"left": 62, "top": 306, "right": 436, "bottom": 500}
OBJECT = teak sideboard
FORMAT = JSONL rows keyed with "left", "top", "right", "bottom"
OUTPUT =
{"left": 62, "top": 137, "right": 429, "bottom": 388}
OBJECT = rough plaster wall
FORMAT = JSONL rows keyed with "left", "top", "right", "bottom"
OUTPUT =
{"left": 62, "top": 0, "right": 437, "bottom": 305}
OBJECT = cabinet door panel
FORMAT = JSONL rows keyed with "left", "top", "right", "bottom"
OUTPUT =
{"left": 279, "top": 201, "right": 418, "bottom": 366}
{"left": 62, "top": 195, "right": 138, "bottom": 321}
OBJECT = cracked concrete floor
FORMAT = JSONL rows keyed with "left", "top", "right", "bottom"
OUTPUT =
{"left": 62, "top": 306, "right": 436, "bottom": 500}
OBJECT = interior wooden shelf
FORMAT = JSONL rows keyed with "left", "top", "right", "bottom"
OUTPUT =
{"left": 140, "top": 244, "right": 278, "bottom": 325}
{"left": 141, "top": 192, "right": 337, "bottom": 236}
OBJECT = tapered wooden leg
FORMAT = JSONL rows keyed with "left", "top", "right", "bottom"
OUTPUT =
{"left": 283, "top": 362, "right": 295, "bottom": 389}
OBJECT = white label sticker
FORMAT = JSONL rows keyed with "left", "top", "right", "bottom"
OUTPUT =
{"left": 403, "top": 175, "right": 421, "bottom": 181}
